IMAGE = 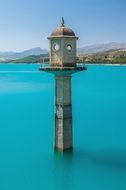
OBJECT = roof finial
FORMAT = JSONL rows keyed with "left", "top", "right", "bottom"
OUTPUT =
{"left": 61, "top": 17, "right": 65, "bottom": 27}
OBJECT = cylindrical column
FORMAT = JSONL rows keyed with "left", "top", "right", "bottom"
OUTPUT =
{"left": 55, "top": 75, "right": 72, "bottom": 151}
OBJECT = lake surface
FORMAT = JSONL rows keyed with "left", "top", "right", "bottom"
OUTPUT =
{"left": 0, "top": 63, "right": 126, "bottom": 190}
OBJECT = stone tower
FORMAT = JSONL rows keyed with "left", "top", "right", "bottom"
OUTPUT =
{"left": 40, "top": 18, "right": 86, "bottom": 151}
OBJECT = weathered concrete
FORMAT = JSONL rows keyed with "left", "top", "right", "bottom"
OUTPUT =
{"left": 39, "top": 19, "right": 86, "bottom": 152}
{"left": 55, "top": 75, "right": 72, "bottom": 150}
{"left": 49, "top": 38, "right": 77, "bottom": 67}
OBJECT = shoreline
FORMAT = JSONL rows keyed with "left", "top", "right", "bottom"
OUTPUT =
{"left": 85, "top": 63, "right": 126, "bottom": 66}
{"left": 0, "top": 62, "right": 126, "bottom": 66}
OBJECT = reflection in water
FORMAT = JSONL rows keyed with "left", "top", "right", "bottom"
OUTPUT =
{"left": 52, "top": 146, "right": 126, "bottom": 190}
{"left": 53, "top": 150, "right": 74, "bottom": 190}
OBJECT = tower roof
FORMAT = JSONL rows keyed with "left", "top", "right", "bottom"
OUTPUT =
{"left": 50, "top": 18, "right": 76, "bottom": 37}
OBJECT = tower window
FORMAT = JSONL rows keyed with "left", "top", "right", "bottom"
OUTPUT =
{"left": 66, "top": 44, "right": 72, "bottom": 51}
{"left": 53, "top": 43, "right": 60, "bottom": 51}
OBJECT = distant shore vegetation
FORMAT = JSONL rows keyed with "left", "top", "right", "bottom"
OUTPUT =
{"left": 0, "top": 49, "right": 126, "bottom": 64}
{"left": 77, "top": 48, "right": 126, "bottom": 64}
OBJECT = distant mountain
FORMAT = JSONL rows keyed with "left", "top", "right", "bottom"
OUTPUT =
{"left": 77, "top": 42, "right": 126, "bottom": 55}
{"left": 12, "top": 54, "right": 49, "bottom": 63}
{"left": 1, "top": 43, "right": 126, "bottom": 63}
{"left": 0, "top": 47, "right": 48, "bottom": 60}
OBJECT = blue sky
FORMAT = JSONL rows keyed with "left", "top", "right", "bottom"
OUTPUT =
{"left": 0, "top": 0, "right": 126, "bottom": 51}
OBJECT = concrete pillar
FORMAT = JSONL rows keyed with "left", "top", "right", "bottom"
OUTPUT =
{"left": 55, "top": 75, "right": 72, "bottom": 151}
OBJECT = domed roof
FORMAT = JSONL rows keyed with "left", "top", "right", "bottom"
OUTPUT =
{"left": 50, "top": 18, "right": 76, "bottom": 37}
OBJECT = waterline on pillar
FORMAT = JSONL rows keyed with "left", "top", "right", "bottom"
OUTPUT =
{"left": 54, "top": 146, "right": 73, "bottom": 154}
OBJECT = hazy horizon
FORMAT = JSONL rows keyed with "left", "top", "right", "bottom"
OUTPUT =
{"left": 0, "top": 42, "right": 126, "bottom": 53}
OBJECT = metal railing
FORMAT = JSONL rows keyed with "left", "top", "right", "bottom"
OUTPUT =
{"left": 39, "top": 56, "right": 86, "bottom": 68}
{"left": 39, "top": 57, "right": 50, "bottom": 68}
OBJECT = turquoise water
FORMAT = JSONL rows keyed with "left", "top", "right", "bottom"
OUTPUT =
{"left": 0, "top": 63, "right": 126, "bottom": 190}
